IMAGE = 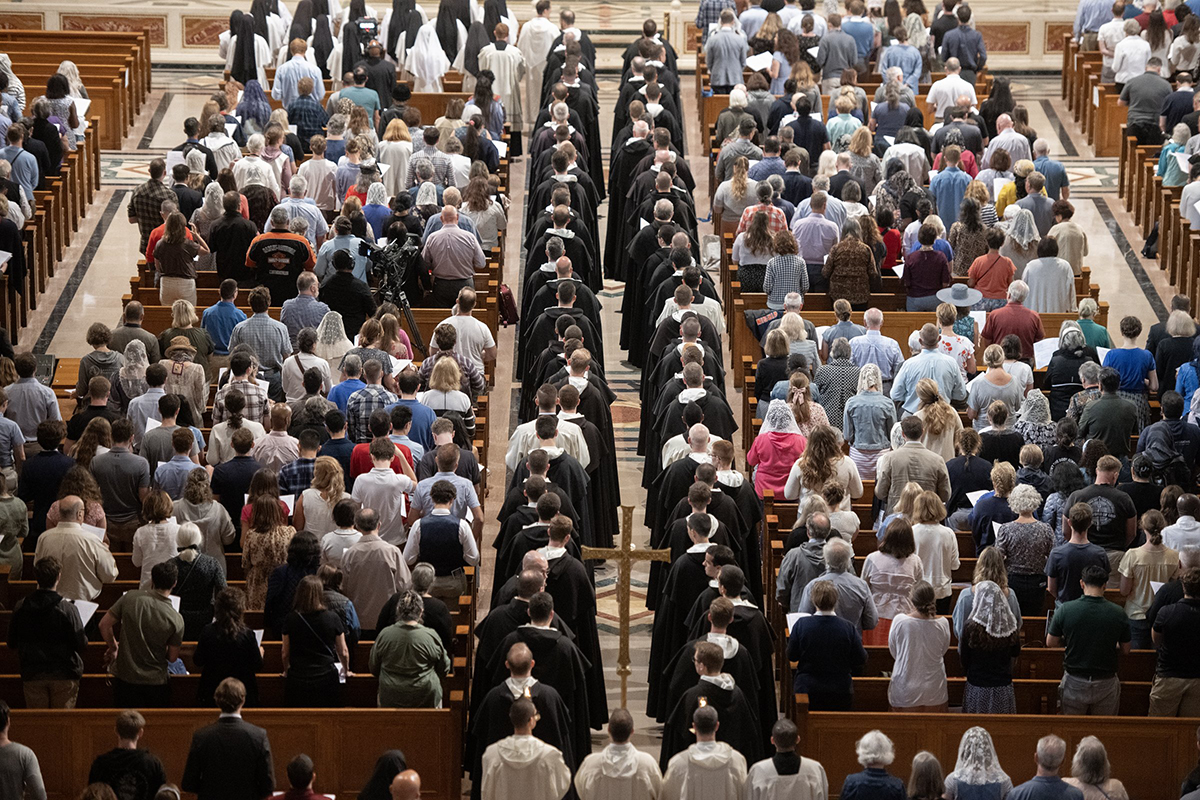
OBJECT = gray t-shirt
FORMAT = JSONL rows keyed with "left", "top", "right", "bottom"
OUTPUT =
{"left": 138, "top": 424, "right": 199, "bottom": 474}
{"left": 1120, "top": 71, "right": 1172, "bottom": 126}
{"left": 966, "top": 374, "right": 1024, "bottom": 431}
{"left": 0, "top": 741, "right": 46, "bottom": 800}
{"left": 92, "top": 447, "right": 152, "bottom": 524}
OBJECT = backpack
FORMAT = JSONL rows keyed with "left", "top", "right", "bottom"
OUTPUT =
{"left": 498, "top": 283, "right": 519, "bottom": 327}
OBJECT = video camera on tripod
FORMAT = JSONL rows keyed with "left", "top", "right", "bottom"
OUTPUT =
{"left": 361, "top": 235, "right": 428, "bottom": 357}
{"left": 347, "top": 16, "right": 380, "bottom": 49}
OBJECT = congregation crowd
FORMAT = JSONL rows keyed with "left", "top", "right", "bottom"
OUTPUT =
{"left": 2, "top": 0, "right": 1200, "bottom": 796}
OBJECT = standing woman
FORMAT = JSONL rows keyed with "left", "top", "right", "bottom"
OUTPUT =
{"left": 978, "top": 77, "right": 1016, "bottom": 139}
{"left": 153, "top": 213, "right": 207, "bottom": 307}
{"left": 1143, "top": 9, "right": 1174, "bottom": 74}
{"left": 998, "top": 208, "right": 1039, "bottom": 280}
{"left": 191, "top": 183, "right": 226, "bottom": 272}
{"left": 169, "top": 523, "right": 228, "bottom": 640}
{"left": 281, "top": 575, "right": 351, "bottom": 706}
{"left": 944, "top": 728, "right": 1013, "bottom": 799}
{"left": 911, "top": 490, "right": 960, "bottom": 613}
{"left": 34, "top": 74, "right": 80, "bottom": 150}
{"left": 242, "top": 493, "right": 297, "bottom": 608}
{"left": 193, "top": 587, "right": 263, "bottom": 706}
{"left": 113, "top": 340, "right": 149, "bottom": 412}
{"left": 174, "top": 470, "right": 237, "bottom": 576}
{"left": 843, "top": 364, "right": 897, "bottom": 480}
{"left": 226, "top": 11, "right": 272, "bottom": 87}
{"left": 732, "top": 212, "right": 778, "bottom": 293}
{"left": 907, "top": 752, "right": 946, "bottom": 800}
{"left": 994, "top": 484, "right": 1054, "bottom": 616}
{"left": 823, "top": 219, "right": 880, "bottom": 311}
{"left": 294, "top": 456, "right": 353, "bottom": 537}
{"left": 788, "top": 372, "right": 831, "bottom": 436}
{"left": 1063, "top": 737, "right": 1130, "bottom": 800}
{"left": 1118, "top": 509, "right": 1179, "bottom": 648}
{"left": 860, "top": 518, "right": 923, "bottom": 646}
{"left": 132, "top": 491, "right": 181, "bottom": 588}
{"left": 914, "top": 378, "right": 961, "bottom": 461}
{"left": 958, "top": 579, "right": 1021, "bottom": 714}
{"left": 887, "top": 580, "right": 951, "bottom": 712}
{"left": 1012, "top": 390, "right": 1056, "bottom": 451}
{"left": 901, "top": 223, "right": 950, "bottom": 311}
{"left": 947, "top": 197, "right": 989, "bottom": 277}
{"left": 1103, "top": 315, "right": 1158, "bottom": 430}
{"left": 784, "top": 423, "right": 863, "bottom": 504}
{"left": 747, "top": 399, "right": 808, "bottom": 498}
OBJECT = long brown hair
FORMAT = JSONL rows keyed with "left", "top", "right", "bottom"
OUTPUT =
{"left": 214, "top": 586, "right": 249, "bottom": 639}
{"left": 799, "top": 425, "right": 841, "bottom": 489}
{"left": 744, "top": 211, "right": 774, "bottom": 256}
{"left": 293, "top": 575, "right": 326, "bottom": 613}
{"left": 916, "top": 378, "right": 956, "bottom": 437}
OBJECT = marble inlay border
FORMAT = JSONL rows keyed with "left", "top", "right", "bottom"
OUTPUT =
{"left": 1092, "top": 197, "right": 1168, "bottom": 323}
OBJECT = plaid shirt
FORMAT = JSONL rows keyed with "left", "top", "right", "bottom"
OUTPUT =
{"left": 696, "top": 0, "right": 737, "bottom": 41}
{"left": 278, "top": 456, "right": 316, "bottom": 495}
{"left": 763, "top": 254, "right": 809, "bottom": 306}
{"left": 129, "top": 178, "right": 175, "bottom": 251}
{"left": 287, "top": 95, "right": 329, "bottom": 146}
{"left": 736, "top": 203, "right": 788, "bottom": 236}
{"left": 347, "top": 383, "right": 399, "bottom": 442}
{"left": 229, "top": 313, "right": 293, "bottom": 371}
{"left": 213, "top": 377, "right": 271, "bottom": 425}
{"left": 417, "top": 351, "right": 486, "bottom": 398}
{"left": 405, "top": 144, "right": 455, "bottom": 189}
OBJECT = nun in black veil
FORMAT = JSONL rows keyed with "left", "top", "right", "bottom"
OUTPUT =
{"left": 434, "top": 0, "right": 473, "bottom": 63}
{"left": 482, "top": 0, "right": 509, "bottom": 42}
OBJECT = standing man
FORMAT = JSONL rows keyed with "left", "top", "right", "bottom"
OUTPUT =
{"left": 518, "top": 0, "right": 559, "bottom": 123}
{"left": 127, "top": 158, "right": 174, "bottom": 253}
{"left": 181, "top": 678, "right": 275, "bottom": 800}
{"left": 1098, "top": 2, "right": 1128, "bottom": 83}
{"left": 930, "top": 145, "right": 970, "bottom": 225}
{"left": 660, "top": 707, "right": 747, "bottom": 800}
{"left": 423, "top": 206, "right": 485, "bottom": 307}
{"left": 1046, "top": 565, "right": 1131, "bottom": 715}
{"left": 1067, "top": 455, "right": 1138, "bottom": 569}
{"left": 480, "top": 699, "right": 572, "bottom": 800}
{"left": 274, "top": 39, "right": 326, "bottom": 107}
{"left": 817, "top": 14, "right": 859, "bottom": 94}
{"left": 201, "top": 279, "right": 247, "bottom": 372}
{"left": 90, "top": 418, "right": 152, "bottom": 550}
{"left": 7, "top": 556, "right": 86, "bottom": 709}
{"left": 4, "top": 353, "right": 60, "bottom": 458}
{"left": 280, "top": 272, "right": 331, "bottom": 349}
{"left": 939, "top": 5, "right": 986, "bottom": 85}
{"left": 1120, "top": 57, "right": 1173, "bottom": 145}
{"left": 478, "top": 24, "right": 527, "bottom": 153}
{"left": 1032, "top": 138, "right": 1071, "bottom": 201}
{"left": 1007, "top": 736, "right": 1083, "bottom": 800}
{"left": 270, "top": 176, "right": 329, "bottom": 250}
{"left": 246, "top": 208, "right": 317, "bottom": 306}
{"left": 791, "top": 191, "right": 840, "bottom": 293}
{"left": 926, "top": 58, "right": 977, "bottom": 118}
{"left": 228, "top": 287, "right": 294, "bottom": 401}
{"left": 439, "top": 287, "right": 496, "bottom": 376}
{"left": 87, "top": 710, "right": 168, "bottom": 800}
{"left": 0, "top": 700, "right": 45, "bottom": 800}
{"left": 704, "top": 11, "right": 748, "bottom": 95}
{"left": 1076, "top": 0, "right": 1113, "bottom": 50}
{"left": 98, "top": 561, "right": 185, "bottom": 709}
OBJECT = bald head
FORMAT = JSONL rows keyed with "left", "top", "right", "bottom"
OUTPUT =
{"left": 389, "top": 770, "right": 421, "bottom": 800}
{"left": 521, "top": 550, "right": 549, "bottom": 576}
{"left": 506, "top": 642, "right": 534, "bottom": 676}
{"left": 440, "top": 205, "right": 459, "bottom": 224}
{"left": 555, "top": 256, "right": 573, "bottom": 278}
{"left": 689, "top": 423, "right": 710, "bottom": 451}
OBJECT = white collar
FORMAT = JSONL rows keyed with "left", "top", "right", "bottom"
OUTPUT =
{"left": 679, "top": 387, "right": 707, "bottom": 402}
{"left": 687, "top": 542, "right": 714, "bottom": 554}
{"left": 505, "top": 676, "right": 539, "bottom": 698}
{"left": 538, "top": 545, "right": 568, "bottom": 560}
{"left": 567, "top": 374, "right": 589, "bottom": 392}
{"left": 688, "top": 452, "right": 713, "bottom": 464}
{"left": 699, "top": 673, "right": 736, "bottom": 690}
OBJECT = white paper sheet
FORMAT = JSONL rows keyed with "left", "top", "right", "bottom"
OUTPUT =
{"left": 287, "top": 124, "right": 298, "bottom": 135}
{"left": 815, "top": 325, "right": 831, "bottom": 342}
{"left": 1177, "top": 152, "right": 1192, "bottom": 174}
{"left": 892, "top": 261, "right": 904, "bottom": 279}
{"left": 0, "top": 250, "right": 11, "bottom": 273}
{"left": 73, "top": 97, "right": 91, "bottom": 117}
{"left": 1033, "top": 337, "right": 1059, "bottom": 370}
{"left": 169, "top": 594, "right": 181, "bottom": 612}
{"left": 969, "top": 310, "right": 987, "bottom": 331}
{"left": 81, "top": 523, "right": 106, "bottom": 541}
{"left": 254, "top": 629, "right": 265, "bottom": 645}
{"left": 966, "top": 489, "right": 988, "bottom": 506}
{"left": 786, "top": 611, "right": 811, "bottom": 631}
{"left": 746, "top": 52, "right": 774, "bottom": 71}
{"left": 992, "top": 520, "right": 1003, "bottom": 539}
{"left": 494, "top": 140, "right": 508, "bottom": 158}
{"left": 390, "top": 358, "right": 413, "bottom": 377}
{"left": 807, "top": 46, "right": 820, "bottom": 58}
{"left": 73, "top": 600, "right": 99, "bottom": 626}
{"left": 1096, "top": 346, "right": 1110, "bottom": 362}
{"left": 144, "top": 417, "right": 161, "bottom": 432}
{"left": 1151, "top": 581, "right": 1165, "bottom": 595}
{"left": 377, "top": 161, "right": 391, "bottom": 176}
{"left": 280, "top": 494, "right": 295, "bottom": 515}
{"left": 165, "top": 150, "right": 186, "bottom": 172}
{"left": 883, "top": 135, "right": 895, "bottom": 145}
{"left": 1092, "top": 85, "right": 1100, "bottom": 107}
{"left": 993, "top": 177, "right": 1009, "bottom": 199}
{"left": 225, "top": 122, "right": 238, "bottom": 137}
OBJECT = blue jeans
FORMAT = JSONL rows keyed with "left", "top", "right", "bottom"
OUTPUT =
{"left": 806, "top": 263, "right": 828, "bottom": 293}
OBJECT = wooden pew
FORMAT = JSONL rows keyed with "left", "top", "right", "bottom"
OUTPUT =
{"left": 10, "top": 708, "right": 462, "bottom": 800}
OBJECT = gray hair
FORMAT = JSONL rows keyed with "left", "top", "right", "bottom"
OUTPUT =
{"left": 1078, "top": 360, "right": 1102, "bottom": 384}
{"left": 1070, "top": 736, "right": 1111, "bottom": 786}
{"left": 176, "top": 522, "right": 203, "bottom": 563}
{"left": 1008, "top": 484, "right": 1043, "bottom": 515}
{"left": 823, "top": 537, "right": 852, "bottom": 572}
{"left": 1032, "top": 137, "right": 1050, "bottom": 156}
{"left": 1168, "top": 309, "right": 1197, "bottom": 337}
{"left": 1060, "top": 327, "right": 1086, "bottom": 352}
{"left": 654, "top": 198, "right": 674, "bottom": 220}
{"left": 411, "top": 563, "right": 435, "bottom": 593}
{"left": 395, "top": 589, "right": 425, "bottom": 622}
{"left": 1078, "top": 297, "right": 1100, "bottom": 319}
{"left": 246, "top": 133, "right": 265, "bottom": 154}
{"left": 326, "top": 114, "right": 347, "bottom": 135}
{"left": 551, "top": 102, "right": 569, "bottom": 121}
{"left": 1035, "top": 735, "right": 1067, "bottom": 771}
{"left": 783, "top": 292, "right": 803, "bottom": 312}
{"left": 414, "top": 158, "right": 434, "bottom": 180}
{"left": 856, "top": 730, "right": 896, "bottom": 767}
{"left": 340, "top": 353, "right": 363, "bottom": 377}
{"left": 1007, "top": 280, "right": 1029, "bottom": 303}
{"left": 1180, "top": 545, "right": 1200, "bottom": 569}
{"left": 270, "top": 207, "right": 290, "bottom": 228}
{"left": 0, "top": 159, "right": 10, "bottom": 179}
{"left": 812, "top": 175, "right": 830, "bottom": 191}
{"left": 289, "top": 174, "right": 308, "bottom": 196}
{"left": 831, "top": 337, "right": 852, "bottom": 359}
{"left": 864, "top": 308, "right": 884, "bottom": 328}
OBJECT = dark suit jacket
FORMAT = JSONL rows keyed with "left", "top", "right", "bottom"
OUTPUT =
{"left": 181, "top": 715, "right": 275, "bottom": 800}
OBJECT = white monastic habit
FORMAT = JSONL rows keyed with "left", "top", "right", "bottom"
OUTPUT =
{"left": 505, "top": 417, "right": 590, "bottom": 471}
{"left": 517, "top": 7, "right": 558, "bottom": 118}
{"left": 744, "top": 757, "right": 829, "bottom": 800}
{"left": 219, "top": 32, "right": 274, "bottom": 87}
{"left": 478, "top": 39, "right": 528, "bottom": 134}
{"left": 661, "top": 742, "right": 748, "bottom": 800}
{"left": 407, "top": 21, "right": 452, "bottom": 92}
{"left": 575, "top": 743, "right": 664, "bottom": 800}
{"left": 480, "top": 735, "right": 572, "bottom": 800}
{"left": 380, "top": 3, "right": 431, "bottom": 68}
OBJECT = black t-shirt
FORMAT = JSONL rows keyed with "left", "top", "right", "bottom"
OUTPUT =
{"left": 1044, "top": 541, "right": 1111, "bottom": 604}
{"left": 1153, "top": 597, "right": 1200, "bottom": 678}
{"left": 1042, "top": 444, "right": 1082, "bottom": 470}
{"left": 1067, "top": 484, "right": 1138, "bottom": 551}
{"left": 1119, "top": 480, "right": 1162, "bottom": 520}
{"left": 979, "top": 430, "right": 1025, "bottom": 470}
{"left": 88, "top": 748, "right": 167, "bottom": 800}
{"left": 246, "top": 232, "right": 314, "bottom": 305}
{"left": 282, "top": 609, "right": 344, "bottom": 679}
{"left": 66, "top": 405, "right": 122, "bottom": 442}
{"left": 193, "top": 624, "right": 263, "bottom": 705}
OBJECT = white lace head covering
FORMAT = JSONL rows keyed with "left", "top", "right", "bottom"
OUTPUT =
{"left": 967, "top": 580, "right": 1018, "bottom": 638}
{"left": 1017, "top": 390, "right": 1051, "bottom": 426}
{"left": 857, "top": 363, "right": 882, "bottom": 392}
{"left": 199, "top": 181, "right": 224, "bottom": 221}
{"left": 951, "top": 726, "right": 1011, "bottom": 787}
{"left": 760, "top": 399, "right": 803, "bottom": 436}
{"left": 1004, "top": 208, "right": 1038, "bottom": 249}
{"left": 415, "top": 181, "right": 438, "bottom": 206}
{"left": 366, "top": 181, "right": 388, "bottom": 206}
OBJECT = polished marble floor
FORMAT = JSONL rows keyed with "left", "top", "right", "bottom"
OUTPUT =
{"left": 8, "top": 68, "right": 1175, "bottom": 758}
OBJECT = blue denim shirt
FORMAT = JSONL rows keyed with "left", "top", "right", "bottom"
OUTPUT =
{"left": 842, "top": 390, "right": 896, "bottom": 450}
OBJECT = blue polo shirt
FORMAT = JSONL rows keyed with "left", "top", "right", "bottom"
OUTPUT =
{"left": 841, "top": 17, "right": 876, "bottom": 59}
{"left": 1033, "top": 155, "right": 1070, "bottom": 201}
{"left": 201, "top": 301, "right": 247, "bottom": 355}
{"left": 328, "top": 378, "right": 366, "bottom": 413}
{"left": 386, "top": 398, "right": 436, "bottom": 450}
